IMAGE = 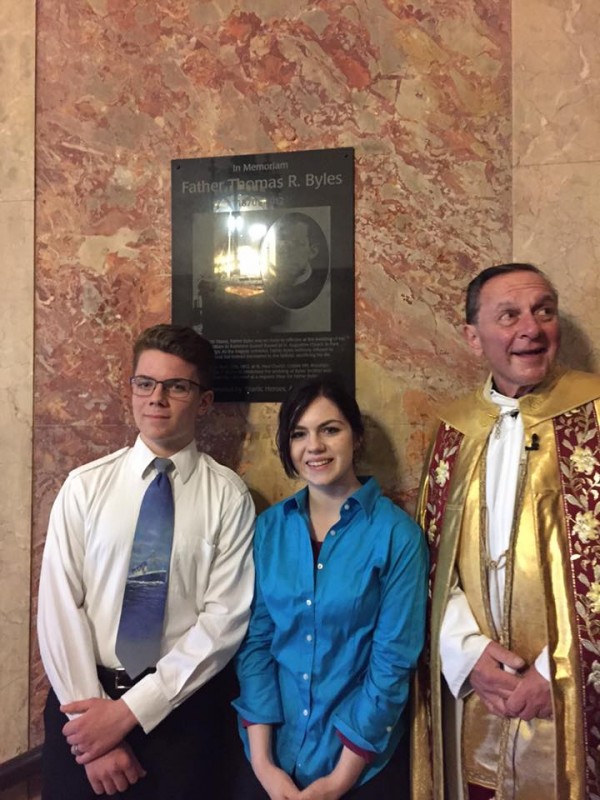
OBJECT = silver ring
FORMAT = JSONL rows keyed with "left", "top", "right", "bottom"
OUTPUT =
{"left": 72, "top": 745, "right": 81, "bottom": 756}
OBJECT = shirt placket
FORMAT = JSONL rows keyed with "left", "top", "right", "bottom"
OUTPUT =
{"left": 294, "top": 502, "right": 356, "bottom": 777}
{"left": 294, "top": 510, "right": 317, "bottom": 774}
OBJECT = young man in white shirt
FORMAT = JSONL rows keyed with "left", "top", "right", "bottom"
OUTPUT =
{"left": 38, "top": 324, "right": 255, "bottom": 799}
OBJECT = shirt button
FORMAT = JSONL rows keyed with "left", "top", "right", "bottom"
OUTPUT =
{"left": 330, "top": 530, "right": 336, "bottom": 536}
{"left": 303, "top": 709, "right": 309, "bottom": 717}
{"left": 303, "top": 673, "right": 309, "bottom": 681}
{"left": 306, "top": 599, "right": 312, "bottom": 606}
{"left": 317, "top": 562, "right": 324, "bottom": 570}
{"left": 344, "top": 504, "right": 350, "bottom": 510}
{"left": 306, "top": 634, "right": 313, "bottom": 642}
{"left": 386, "top": 725, "right": 393, "bottom": 732}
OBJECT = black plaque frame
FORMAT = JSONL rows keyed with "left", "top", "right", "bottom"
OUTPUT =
{"left": 172, "top": 148, "right": 354, "bottom": 402}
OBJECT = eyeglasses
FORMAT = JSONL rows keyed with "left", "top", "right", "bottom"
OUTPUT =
{"left": 130, "top": 375, "right": 204, "bottom": 399}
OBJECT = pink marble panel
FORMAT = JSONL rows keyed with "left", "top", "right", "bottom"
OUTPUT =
{"left": 512, "top": 0, "right": 600, "bottom": 378}
{"left": 32, "top": 0, "right": 512, "bottom": 744}
{"left": 513, "top": 0, "right": 600, "bottom": 167}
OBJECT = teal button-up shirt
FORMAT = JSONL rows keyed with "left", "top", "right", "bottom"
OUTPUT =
{"left": 233, "top": 477, "right": 428, "bottom": 788}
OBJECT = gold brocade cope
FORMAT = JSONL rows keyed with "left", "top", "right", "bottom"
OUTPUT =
{"left": 457, "top": 438, "right": 555, "bottom": 798}
{"left": 412, "top": 369, "right": 600, "bottom": 800}
{"left": 413, "top": 421, "right": 485, "bottom": 800}
{"left": 411, "top": 422, "right": 465, "bottom": 800}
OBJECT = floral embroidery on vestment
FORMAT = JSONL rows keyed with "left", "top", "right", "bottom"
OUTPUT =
{"left": 419, "top": 422, "right": 464, "bottom": 770}
{"left": 423, "top": 424, "right": 463, "bottom": 592}
{"left": 554, "top": 401, "right": 600, "bottom": 799}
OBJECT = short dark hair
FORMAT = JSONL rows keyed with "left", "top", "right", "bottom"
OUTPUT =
{"left": 276, "top": 374, "right": 364, "bottom": 478}
{"left": 274, "top": 211, "right": 322, "bottom": 249}
{"left": 133, "top": 324, "right": 216, "bottom": 389}
{"left": 465, "top": 263, "right": 558, "bottom": 324}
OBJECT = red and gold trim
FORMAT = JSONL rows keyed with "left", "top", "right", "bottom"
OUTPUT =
{"left": 553, "top": 401, "right": 600, "bottom": 800}
{"left": 421, "top": 423, "right": 464, "bottom": 590}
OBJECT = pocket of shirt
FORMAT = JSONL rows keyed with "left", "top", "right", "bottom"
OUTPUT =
{"left": 168, "top": 533, "right": 216, "bottom": 600}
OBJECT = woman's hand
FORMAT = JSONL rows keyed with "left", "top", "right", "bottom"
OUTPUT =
{"left": 298, "top": 774, "right": 345, "bottom": 800}
{"left": 298, "top": 746, "right": 366, "bottom": 799}
{"left": 254, "top": 762, "right": 302, "bottom": 800}
{"left": 247, "top": 723, "right": 301, "bottom": 799}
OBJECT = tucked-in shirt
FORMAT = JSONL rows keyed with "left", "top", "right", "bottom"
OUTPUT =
{"left": 233, "top": 477, "right": 428, "bottom": 788}
{"left": 38, "top": 436, "right": 255, "bottom": 733}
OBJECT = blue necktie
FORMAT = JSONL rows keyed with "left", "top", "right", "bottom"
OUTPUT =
{"left": 116, "top": 458, "right": 174, "bottom": 678}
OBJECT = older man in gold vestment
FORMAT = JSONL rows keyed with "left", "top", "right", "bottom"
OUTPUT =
{"left": 413, "top": 264, "right": 600, "bottom": 800}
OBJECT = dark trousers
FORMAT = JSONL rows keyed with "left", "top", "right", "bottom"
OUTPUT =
{"left": 42, "top": 663, "right": 240, "bottom": 800}
{"left": 232, "top": 733, "right": 410, "bottom": 799}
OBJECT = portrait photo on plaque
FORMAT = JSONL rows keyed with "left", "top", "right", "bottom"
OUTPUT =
{"left": 172, "top": 148, "right": 354, "bottom": 402}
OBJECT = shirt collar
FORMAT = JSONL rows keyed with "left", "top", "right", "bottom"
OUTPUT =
{"left": 282, "top": 476, "right": 380, "bottom": 520}
{"left": 131, "top": 435, "right": 198, "bottom": 483}
{"left": 487, "top": 385, "right": 520, "bottom": 415}
{"left": 282, "top": 485, "right": 309, "bottom": 516}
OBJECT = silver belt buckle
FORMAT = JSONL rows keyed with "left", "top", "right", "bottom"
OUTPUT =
{"left": 114, "top": 668, "right": 130, "bottom": 691}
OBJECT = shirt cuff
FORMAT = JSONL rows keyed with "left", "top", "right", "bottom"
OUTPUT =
{"left": 450, "top": 634, "right": 490, "bottom": 699}
{"left": 440, "top": 581, "right": 491, "bottom": 698}
{"left": 335, "top": 729, "right": 375, "bottom": 763}
{"left": 534, "top": 646, "right": 550, "bottom": 681}
{"left": 121, "top": 673, "right": 174, "bottom": 733}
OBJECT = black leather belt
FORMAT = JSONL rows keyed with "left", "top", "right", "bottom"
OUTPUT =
{"left": 97, "top": 665, "right": 155, "bottom": 698}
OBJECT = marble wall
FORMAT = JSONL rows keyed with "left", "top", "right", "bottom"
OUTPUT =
{"left": 0, "top": 0, "right": 592, "bottom": 780}
{"left": 0, "top": 0, "right": 35, "bottom": 773}
{"left": 29, "top": 0, "right": 512, "bottom": 747}
{"left": 0, "top": 0, "right": 595, "bottom": 785}
{"left": 512, "top": 0, "right": 600, "bottom": 370}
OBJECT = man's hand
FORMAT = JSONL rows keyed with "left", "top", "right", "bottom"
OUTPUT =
{"left": 504, "top": 665, "right": 552, "bottom": 720}
{"left": 469, "top": 641, "right": 525, "bottom": 717}
{"left": 84, "top": 742, "right": 146, "bottom": 796}
{"left": 252, "top": 762, "right": 302, "bottom": 800}
{"left": 61, "top": 698, "right": 138, "bottom": 763}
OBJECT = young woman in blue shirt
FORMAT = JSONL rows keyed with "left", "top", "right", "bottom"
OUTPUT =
{"left": 234, "top": 376, "right": 428, "bottom": 799}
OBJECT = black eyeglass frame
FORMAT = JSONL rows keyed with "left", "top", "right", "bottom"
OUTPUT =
{"left": 129, "top": 375, "right": 205, "bottom": 398}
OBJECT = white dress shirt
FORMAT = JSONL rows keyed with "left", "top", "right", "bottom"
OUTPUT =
{"left": 440, "top": 389, "right": 549, "bottom": 697}
{"left": 38, "top": 436, "right": 255, "bottom": 733}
